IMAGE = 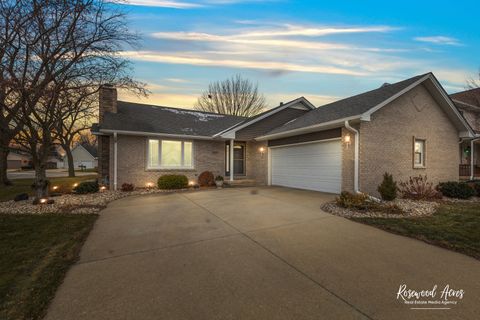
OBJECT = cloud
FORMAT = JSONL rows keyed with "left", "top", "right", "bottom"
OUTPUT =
{"left": 123, "top": 0, "right": 203, "bottom": 8}
{"left": 414, "top": 36, "right": 461, "bottom": 46}
{"left": 120, "top": 50, "right": 367, "bottom": 75}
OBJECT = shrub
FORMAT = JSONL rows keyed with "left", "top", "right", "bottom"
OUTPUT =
{"left": 121, "top": 183, "right": 134, "bottom": 192}
{"left": 436, "top": 181, "right": 475, "bottom": 199}
{"left": 377, "top": 172, "right": 397, "bottom": 201}
{"left": 215, "top": 175, "right": 224, "bottom": 181}
{"left": 198, "top": 171, "right": 215, "bottom": 187}
{"left": 398, "top": 175, "right": 441, "bottom": 200}
{"left": 336, "top": 191, "right": 403, "bottom": 215}
{"left": 157, "top": 174, "right": 188, "bottom": 190}
{"left": 73, "top": 180, "right": 99, "bottom": 194}
{"left": 336, "top": 191, "right": 376, "bottom": 211}
{"left": 473, "top": 182, "right": 480, "bottom": 197}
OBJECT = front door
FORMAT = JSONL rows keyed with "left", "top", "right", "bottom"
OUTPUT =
{"left": 225, "top": 142, "right": 246, "bottom": 176}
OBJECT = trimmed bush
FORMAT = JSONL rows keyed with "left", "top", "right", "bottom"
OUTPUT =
{"left": 121, "top": 183, "right": 134, "bottom": 192}
{"left": 215, "top": 175, "right": 224, "bottom": 181}
{"left": 336, "top": 191, "right": 403, "bottom": 215}
{"left": 198, "top": 171, "right": 215, "bottom": 187}
{"left": 73, "top": 181, "right": 99, "bottom": 194}
{"left": 437, "top": 181, "right": 475, "bottom": 199}
{"left": 473, "top": 182, "right": 480, "bottom": 197}
{"left": 398, "top": 175, "right": 441, "bottom": 200}
{"left": 336, "top": 191, "right": 376, "bottom": 211}
{"left": 377, "top": 172, "right": 397, "bottom": 201}
{"left": 157, "top": 174, "right": 188, "bottom": 190}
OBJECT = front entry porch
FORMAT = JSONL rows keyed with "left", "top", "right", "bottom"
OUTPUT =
{"left": 223, "top": 140, "right": 268, "bottom": 185}
{"left": 460, "top": 139, "right": 480, "bottom": 179}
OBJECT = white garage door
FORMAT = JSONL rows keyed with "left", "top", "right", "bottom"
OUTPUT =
{"left": 270, "top": 139, "right": 342, "bottom": 193}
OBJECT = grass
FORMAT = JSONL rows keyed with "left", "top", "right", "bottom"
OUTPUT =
{"left": 352, "top": 203, "right": 480, "bottom": 260}
{"left": 0, "top": 175, "right": 97, "bottom": 202}
{"left": 0, "top": 214, "right": 98, "bottom": 320}
{"left": 75, "top": 168, "right": 97, "bottom": 173}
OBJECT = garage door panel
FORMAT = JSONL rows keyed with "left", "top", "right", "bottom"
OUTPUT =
{"left": 271, "top": 140, "right": 341, "bottom": 193}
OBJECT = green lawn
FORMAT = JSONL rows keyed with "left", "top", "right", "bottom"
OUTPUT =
{"left": 0, "top": 214, "right": 98, "bottom": 320}
{"left": 352, "top": 203, "right": 480, "bottom": 260}
{"left": 0, "top": 175, "right": 97, "bottom": 202}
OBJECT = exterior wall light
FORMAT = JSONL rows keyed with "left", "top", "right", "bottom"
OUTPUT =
{"left": 100, "top": 186, "right": 107, "bottom": 191}
{"left": 73, "top": 183, "right": 79, "bottom": 188}
{"left": 189, "top": 180, "right": 195, "bottom": 186}
{"left": 52, "top": 186, "right": 59, "bottom": 191}
{"left": 39, "top": 198, "right": 48, "bottom": 204}
{"left": 344, "top": 134, "right": 351, "bottom": 148}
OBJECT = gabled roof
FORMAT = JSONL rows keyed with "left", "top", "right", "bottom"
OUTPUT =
{"left": 214, "top": 97, "right": 315, "bottom": 138}
{"left": 264, "top": 74, "right": 428, "bottom": 136}
{"left": 257, "top": 73, "right": 474, "bottom": 140}
{"left": 450, "top": 87, "right": 480, "bottom": 107}
{"left": 95, "top": 101, "right": 246, "bottom": 138}
{"left": 80, "top": 143, "right": 98, "bottom": 158}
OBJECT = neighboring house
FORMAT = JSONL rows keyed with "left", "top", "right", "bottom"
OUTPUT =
{"left": 450, "top": 88, "right": 480, "bottom": 178}
{"left": 7, "top": 149, "right": 31, "bottom": 169}
{"left": 92, "top": 73, "right": 477, "bottom": 196}
{"left": 63, "top": 144, "right": 98, "bottom": 169}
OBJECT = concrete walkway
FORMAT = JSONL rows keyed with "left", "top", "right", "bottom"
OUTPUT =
{"left": 46, "top": 187, "right": 480, "bottom": 320}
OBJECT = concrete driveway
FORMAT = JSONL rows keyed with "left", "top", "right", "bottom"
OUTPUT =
{"left": 46, "top": 187, "right": 480, "bottom": 320}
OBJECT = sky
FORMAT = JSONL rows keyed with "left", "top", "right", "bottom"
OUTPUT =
{"left": 116, "top": 0, "right": 480, "bottom": 109}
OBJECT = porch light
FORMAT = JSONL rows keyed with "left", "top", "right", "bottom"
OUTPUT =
{"left": 344, "top": 134, "right": 351, "bottom": 147}
{"left": 145, "top": 182, "right": 154, "bottom": 188}
{"left": 259, "top": 147, "right": 265, "bottom": 153}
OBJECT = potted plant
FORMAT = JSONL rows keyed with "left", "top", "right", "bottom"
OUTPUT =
{"left": 215, "top": 175, "right": 224, "bottom": 188}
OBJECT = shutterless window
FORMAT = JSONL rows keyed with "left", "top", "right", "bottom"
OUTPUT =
{"left": 414, "top": 139, "right": 425, "bottom": 168}
{"left": 148, "top": 139, "right": 193, "bottom": 169}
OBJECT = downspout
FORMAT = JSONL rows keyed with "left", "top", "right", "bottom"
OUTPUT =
{"left": 470, "top": 137, "right": 480, "bottom": 180}
{"left": 229, "top": 139, "right": 234, "bottom": 182}
{"left": 113, "top": 132, "right": 118, "bottom": 190}
{"left": 345, "top": 121, "right": 360, "bottom": 193}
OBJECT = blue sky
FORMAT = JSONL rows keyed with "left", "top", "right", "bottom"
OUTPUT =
{"left": 117, "top": 0, "right": 480, "bottom": 109}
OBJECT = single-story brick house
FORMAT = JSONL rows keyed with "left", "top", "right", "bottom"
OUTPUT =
{"left": 92, "top": 73, "right": 479, "bottom": 196}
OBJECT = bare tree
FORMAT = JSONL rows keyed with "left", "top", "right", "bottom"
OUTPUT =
{"left": 194, "top": 74, "right": 266, "bottom": 117}
{"left": 8, "top": 0, "right": 145, "bottom": 199}
{"left": 56, "top": 88, "right": 97, "bottom": 178}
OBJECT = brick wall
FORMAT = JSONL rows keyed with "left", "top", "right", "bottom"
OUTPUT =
{"left": 114, "top": 135, "right": 225, "bottom": 187}
{"left": 359, "top": 84, "right": 460, "bottom": 197}
{"left": 245, "top": 141, "right": 268, "bottom": 185}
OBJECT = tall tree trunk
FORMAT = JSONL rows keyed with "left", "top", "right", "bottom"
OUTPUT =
{"left": 64, "top": 146, "right": 75, "bottom": 177}
{"left": 0, "top": 146, "right": 11, "bottom": 186}
{"left": 33, "top": 160, "right": 48, "bottom": 199}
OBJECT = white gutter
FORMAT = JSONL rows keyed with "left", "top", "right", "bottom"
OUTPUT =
{"left": 471, "top": 137, "right": 480, "bottom": 180}
{"left": 113, "top": 132, "right": 118, "bottom": 191}
{"left": 256, "top": 115, "right": 362, "bottom": 141}
{"left": 344, "top": 120, "right": 360, "bottom": 193}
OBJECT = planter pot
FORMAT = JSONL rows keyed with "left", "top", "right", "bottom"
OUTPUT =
{"left": 215, "top": 180, "right": 224, "bottom": 188}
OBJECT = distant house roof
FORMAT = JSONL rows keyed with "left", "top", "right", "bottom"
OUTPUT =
{"left": 265, "top": 74, "right": 428, "bottom": 136}
{"left": 80, "top": 143, "right": 98, "bottom": 158}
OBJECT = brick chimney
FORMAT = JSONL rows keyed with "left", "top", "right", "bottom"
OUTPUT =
{"left": 98, "top": 85, "right": 117, "bottom": 186}
{"left": 99, "top": 84, "right": 117, "bottom": 123}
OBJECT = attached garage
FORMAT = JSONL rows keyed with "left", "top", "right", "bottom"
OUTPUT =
{"left": 269, "top": 139, "right": 342, "bottom": 193}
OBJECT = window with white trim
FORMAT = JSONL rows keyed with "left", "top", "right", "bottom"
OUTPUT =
{"left": 147, "top": 139, "right": 193, "bottom": 169}
{"left": 414, "top": 139, "right": 425, "bottom": 168}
